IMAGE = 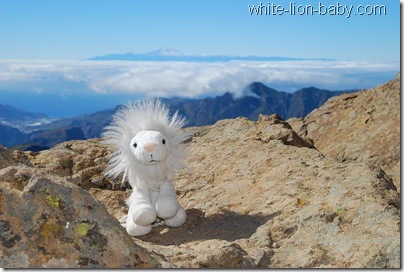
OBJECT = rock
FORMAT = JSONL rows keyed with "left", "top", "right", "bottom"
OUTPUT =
{"left": 28, "top": 139, "right": 119, "bottom": 190}
{"left": 0, "top": 165, "right": 165, "bottom": 268}
{"left": 88, "top": 188, "right": 131, "bottom": 220}
{"left": 0, "top": 145, "right": 19, "bottom": 168}
{"left": 289, "top": 75, "right": 400, "bottom": 191}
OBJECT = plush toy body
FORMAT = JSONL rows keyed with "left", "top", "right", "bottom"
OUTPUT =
{"left": 103, "top": 100, "right": 189, "bottom": 236}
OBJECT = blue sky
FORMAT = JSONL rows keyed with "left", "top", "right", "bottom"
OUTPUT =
{"left": 0, "top": 0, "right": 399, "bottom": 61}
{"left": 0, "top": 0, "right": 400, "bottom": 117}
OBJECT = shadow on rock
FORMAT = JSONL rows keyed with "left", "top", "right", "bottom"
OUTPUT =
{"left": 139, "top": 209, "right": 280, "bottom": 246}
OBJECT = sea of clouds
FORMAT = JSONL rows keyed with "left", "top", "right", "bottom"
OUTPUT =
{"left": 0, "top": 59, "right": 398, "bottom": 117}
{"left": 0, "top": 59, "right": 398, "bottom": 97}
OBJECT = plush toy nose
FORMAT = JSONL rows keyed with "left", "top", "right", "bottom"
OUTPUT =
{"left": 144, "top": 143, "right": 156, "bottom": 152}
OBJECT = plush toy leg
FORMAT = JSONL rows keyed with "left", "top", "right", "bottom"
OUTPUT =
{"left": 121, "top": 189, "right": 157, "bottom": 236}
{"left": 165, "top": 205, "right": 187, "bottom": 228}
{"left": 127, "top": 189, "right": 157, "bottom": 226}
{"left": 155, "top": 181, "right": 180, "bottom": 219}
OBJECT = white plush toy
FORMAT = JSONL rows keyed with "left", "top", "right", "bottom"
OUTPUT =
{"left": 103, "top": 99, "right": 190, "bottom": 236}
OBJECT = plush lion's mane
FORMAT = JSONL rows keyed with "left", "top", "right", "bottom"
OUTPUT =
{"left": 102, "top": 99, "right": 190, "bottom": 184}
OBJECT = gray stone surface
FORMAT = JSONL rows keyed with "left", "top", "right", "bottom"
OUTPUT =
{"left": 0, "top": 165, "right": 164, "bottom": 268}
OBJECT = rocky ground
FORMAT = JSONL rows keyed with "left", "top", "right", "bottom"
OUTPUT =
{"left": 288, "top": 73, "right": 400, "bottom": 192}
{"left": 0, "top": 75, "right": 400, "bottom": 268}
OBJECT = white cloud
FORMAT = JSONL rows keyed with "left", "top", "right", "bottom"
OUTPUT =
{"left": 0, "top": 59, "right": 399, "bottom": 98}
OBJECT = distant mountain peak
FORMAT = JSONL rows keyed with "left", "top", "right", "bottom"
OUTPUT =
{"left": 147, "top": 47, "right": 183, "bottom": 56}
{"left": 0, "top": 104, "right": 47, "bottom": 121}
{"left": 89, "top": 50, "right": 335, "bottom": 62}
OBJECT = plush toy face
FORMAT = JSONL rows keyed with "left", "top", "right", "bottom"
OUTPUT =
{"left": 130, "top": 130, "right": 169, "bottom": 165}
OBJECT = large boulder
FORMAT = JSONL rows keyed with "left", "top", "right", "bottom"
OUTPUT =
{"left": 0, "top": 165, "right": 165, "bottom": 268}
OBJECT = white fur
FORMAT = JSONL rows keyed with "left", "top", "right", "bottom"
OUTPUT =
{"left": 103, "top": 99, "right": 190, "bottom": 236}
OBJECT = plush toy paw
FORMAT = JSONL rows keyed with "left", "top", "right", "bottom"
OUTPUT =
{"left": 130, "top": 203, "right": 157, "bottom": 226}
{"left": 125, "top": 215, "right": 152, "bottom": 236}
{"left": 156, "top": 197, "right": 179, "bottom": 219}
{"left": 165, "top": 205, "right": 187, "bottom": 228}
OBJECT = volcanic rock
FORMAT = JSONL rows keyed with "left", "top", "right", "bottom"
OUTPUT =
{"left": 288, "top": 73, "right": 400, "bottom": 191}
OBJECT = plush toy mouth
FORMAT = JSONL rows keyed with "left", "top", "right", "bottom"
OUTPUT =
{"left": 148, "top": 154, "right": 161, "bottom": 163}
{"left": 149, "top": 159, "right": 160, "bottom": 163}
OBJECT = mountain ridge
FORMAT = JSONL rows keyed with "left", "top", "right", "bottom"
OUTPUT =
{"left": 0, "top": 104, "right": 49, "bottom": 130}
{"left": 0, "top": 82, "right": 355, "bottom": 149}
{"left": 89, "top": 48, "right": 335, "bottom": 62}
{"left": 164, "top": 84, "right": 354, "bottom": 127}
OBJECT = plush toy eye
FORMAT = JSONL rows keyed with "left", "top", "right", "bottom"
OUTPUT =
{"left": 133, "top": 143, "right": 137, "bottom": 148}
{"left": 162, "top": 139, "right": 166, "bottom": 145}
